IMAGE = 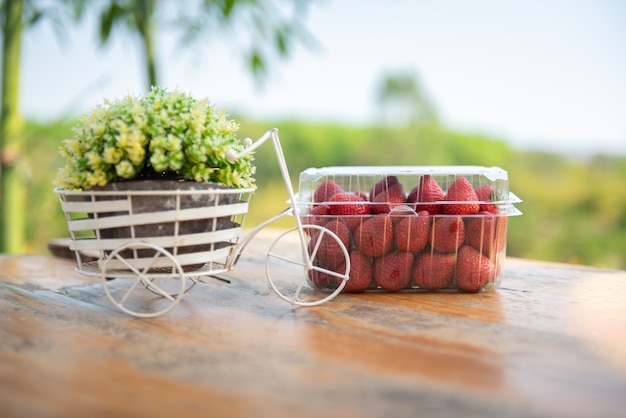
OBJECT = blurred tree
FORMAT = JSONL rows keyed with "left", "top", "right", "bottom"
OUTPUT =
{"left": 0, "top": 0, "right": 26, "bottom": 252}
{"left": 0, "top": 0, "right": 314, "bottom": 253}
{"left": 97, "top": 0, "right": 317, "bottom": 90}
{"left": 376, "top": 70, "right": 438, "bottom": 126}
{"left": 0, "top": 0, "right": 84, "bottom": 253}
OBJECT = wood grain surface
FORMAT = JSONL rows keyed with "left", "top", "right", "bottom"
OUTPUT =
{"left": 1, "top": 231, "right": 626, "bottom": 418}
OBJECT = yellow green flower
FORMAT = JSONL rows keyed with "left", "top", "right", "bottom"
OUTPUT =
{"left": 55, "top": 86, "right": 255, "bottom": 190}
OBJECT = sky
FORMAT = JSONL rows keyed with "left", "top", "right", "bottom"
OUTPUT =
{"left": 19, "top": 0, "right": 626, "bottom": 156}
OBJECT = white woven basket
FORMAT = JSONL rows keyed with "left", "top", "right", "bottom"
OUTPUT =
{"left": 55, "top": 183, "right": 254, "bottom": 277}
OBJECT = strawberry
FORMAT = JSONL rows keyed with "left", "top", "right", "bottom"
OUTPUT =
{"left": 444, "top": 177, "right": 480, "bottom": 215}
{"left": 355, "top": 190, "right": 369, "bottom": 201}
{"left": 474, "top": 184, "right": 493, "bottom": 202}
{"left": 309, "top": 218, "right": 350, "bottom": 270}
{"left": 493, "top": 216, "right": 508, "bottom": 254}
{"left": 314, "top": 179, "right": 343, "bottom": 203}
{"left": 340, "top": 250, "right": 373, "bottom": 292}
{"left": 464, "top": 213, "right": 493, "bottom": 255}
{"left": 328, "top": 192, "right": 371, "bottom": 230}
{"left": 329, "top": 193, "right": 368, "bottom": 215}
{"left": 369, "top": 175, "right": 400, "bottom": 202}
{"left": 412, "top": 252, "right": 456, "bottom": 290}
{"left": 388, "top": 205, "right": 419, "bottom": 225}
{"left": 394, "top": 211, "right": 430, "bottom": 253}
{"left": 455, "top": 245, "right": 496, "bottom": 292}
{"left": 354, "top": 214, "right": 394, "bottom": 258}
{"left": 407, "top": 175, "right": 445, "bottom": 215}
{"left": 474, "top": 184, "right": 498, "bottom": 214}
{"left": 308, "top": 265, "right": 341, "bottom": 290}
{"left": 430, "top": 216, "right": 465, "bottom": 253}
{"left": 303, "top": 204, "right": 330, "bottom": 227}
{"left": 371, "top": 182, "right": 407, "bottom": 214}
{"left": 311, "top": 250, "right": 374, "bottom": 292}
{"left": 374, "top": 252, "right": 414, "bottom": 292}
{"left": 480, "top": 202, "right": 499, "bottom": 215}
{"left": 465, "top": 213, "right": 508, "bottom": 257}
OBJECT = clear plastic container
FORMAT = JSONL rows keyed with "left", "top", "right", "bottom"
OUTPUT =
{"left": 296, "top": 166, "right": 522, "bottom": 293}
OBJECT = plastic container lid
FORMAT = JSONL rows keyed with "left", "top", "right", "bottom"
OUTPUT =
{"left": 296, "top": 166, "right": 522, "bottom": 215}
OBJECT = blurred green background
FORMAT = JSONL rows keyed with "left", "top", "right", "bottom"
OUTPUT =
{"left": 27, "top": 117, "right": 626, "bottom": 270}
{"left": 3, "top": 0, "right": 626, "bottom": 270}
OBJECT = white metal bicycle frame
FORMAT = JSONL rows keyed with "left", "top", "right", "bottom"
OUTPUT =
{"left": 226, "top": 128, "right": 351, "bottom": 306}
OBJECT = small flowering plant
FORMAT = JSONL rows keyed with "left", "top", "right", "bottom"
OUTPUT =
{"left": 55, "top": 86, "right": 256, "bottom": 190}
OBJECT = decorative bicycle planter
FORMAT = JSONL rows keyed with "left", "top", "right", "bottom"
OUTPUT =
{"left": 56, "top": 128, "right": 522, "bottom": 318}
{"left": 55, "top": 129, "right": 351, "bottom": 317}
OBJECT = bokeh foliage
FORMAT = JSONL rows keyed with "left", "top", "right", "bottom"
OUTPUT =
{"left": 30, "top": 117, "right": 626, "bottom": 270}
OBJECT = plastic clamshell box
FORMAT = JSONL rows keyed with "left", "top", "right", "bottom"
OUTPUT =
{"left": 296, "top": 166, "right": 522, "bottom": 293}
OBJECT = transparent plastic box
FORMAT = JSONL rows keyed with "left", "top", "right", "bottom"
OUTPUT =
{"left": 295, "top": 166, "right": 522, "bottom": 293}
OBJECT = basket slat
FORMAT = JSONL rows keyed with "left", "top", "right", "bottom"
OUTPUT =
{"left": 60, "top": 198, "right": 131, "bottom": 214}
{"left": 70, "top": 227, "right": 242, "bottom": 252}
{"left": 66, "top": 202, "right": 249, "bottom": 232}
{"left": 97, "top": 246, "right": 232, "bottom": 271}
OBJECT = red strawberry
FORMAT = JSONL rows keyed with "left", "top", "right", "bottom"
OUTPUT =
{"left": 308, "top": 265, "right": 341, "bottom": 290}
{"left": 465, "top": 213, "right": 508, "bottom": 257}
{"left": 464, "top": 213, "right": 493, "bottom": 255}
{"left": 314, "top": 179, "right": 343, "bottom": 203}
{"left": 309, "top": 218, "right": 350, "bottom": 269}
{"left": 444, "top": 177, "right": 480, "bottom": 215}
{"left": 412, "top": 252, "right": 456, "bottom": 290}
{"left": 430, "top": 216, "right": 465, "bottom": 253}
{"left": 493, "top": 216, "right": 508, "bottom": 254}
{"left": 374, "top": 252, "right": 414, "bottom": 292}
{"left": 474, "top": 184, "right": 498, "bottom": 214}
{"left": 329, "top": 192, "right": 368, "bottom": 215}
{"left": 480, "top": 203, "right": 499, "bottom": 215}
{"left": 369, "top": 175, "right": 400, "bottom": 202}
{"left": 371, "top": 182, "right": 407, "bottom": 214}
{"left": 474, "top": 184, "right": 493, "bottom": 201}
{"left": 455, "top": 245, "right": 496, "bottom": 292}
{"left": 310, "top": 249, "right": 375, "bottom": 292}
{"left": 407, "top": 175, "right": 445, "bottom": 215}
{"left": 328, "top": 192, "right": 371, "bottom": 230}
{"left": 339, "top": 250, "right": 373, "bottom": 292}
{"left": 354, "top": 214, "right": 394, "bottom": 258}
{"left": 394, "top": 211, "right": 430, "bottom": 253}
{"left": 355, "top": 190, "right": 369, "bottom": 201}
{"left": 388, "top": 205, "right": 419, "bottom": 225}
{"left": 303, "top": 204, "right": 330, "bottom": 227}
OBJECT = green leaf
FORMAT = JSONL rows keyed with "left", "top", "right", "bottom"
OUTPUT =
{"left": 275, "top": 28, "right": 288, "bottom": 55}
{"left": 249, "top": 49, "right": 265, "bottom": 78}
{"left": 221, "top": 0, "right": 237, "bottom": 17}
{"left": 99, "top": 3, "right": 126, "bottom": 43}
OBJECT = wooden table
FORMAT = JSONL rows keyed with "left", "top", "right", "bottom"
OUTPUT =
{"left": 1, "top": 232, "right": 626, "bottom": 418}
